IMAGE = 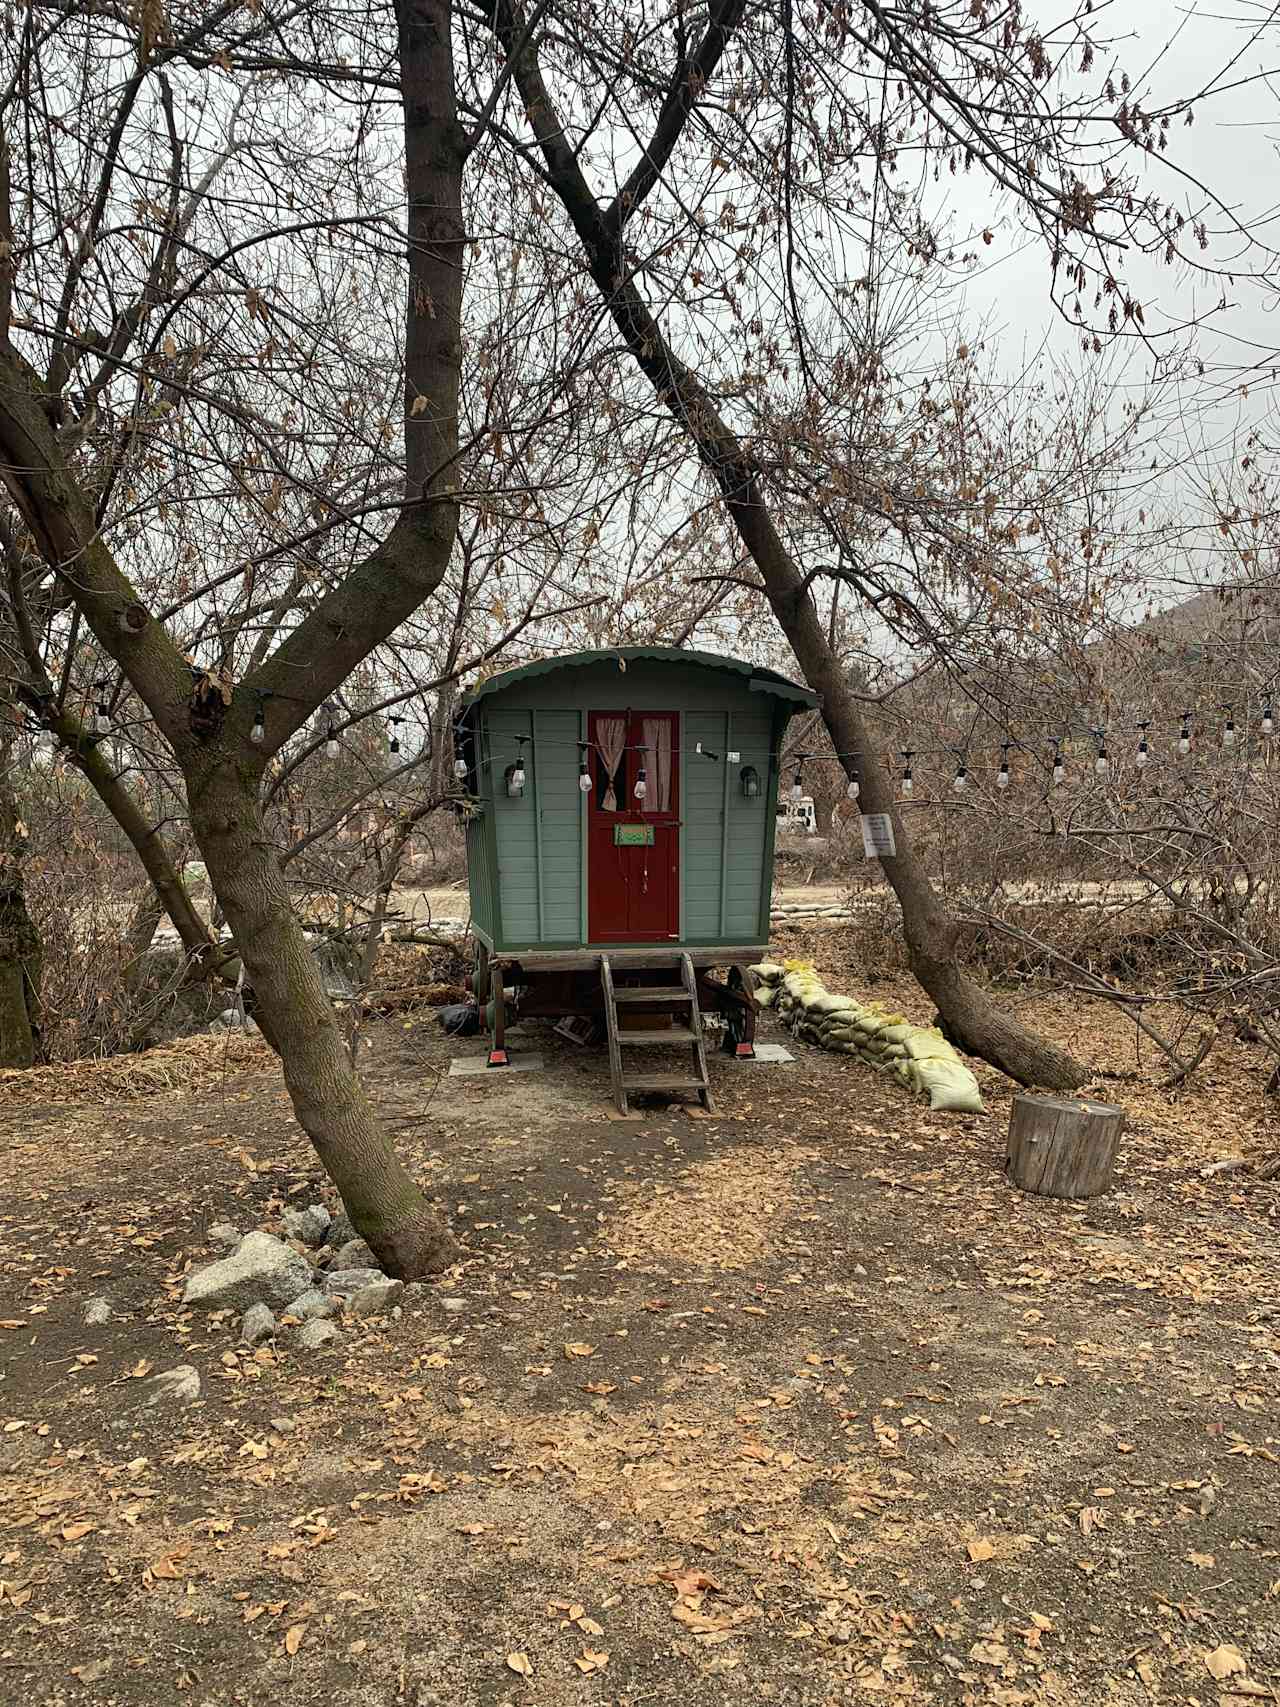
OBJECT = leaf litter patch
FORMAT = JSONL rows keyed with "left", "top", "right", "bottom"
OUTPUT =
{"left": 1, "top": 922, "right": 1279, "bottom": 1703}
{"left": 601, "top": 1146, "right": 818, "bottom": 1273}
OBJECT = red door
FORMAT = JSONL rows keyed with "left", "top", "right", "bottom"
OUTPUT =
{"left": 587, "top": 711, "right": 680, "bottom": 942}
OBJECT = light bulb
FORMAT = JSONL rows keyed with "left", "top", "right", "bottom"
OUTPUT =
{"left": 790, "top": 781, "right": 803, "bottom": 802}
{"left": 250, "top": 716, "right": 265, "bottom": 745}
{"left": 845, "top": 776, "right": 860, "bottom": 801}
{"left": 453, "top": 755, "right": 468, "bottom": 778}
{"left": 1053, "top": 762, "right": 1065, "bottom": 785}
{"left": 1263, "top": 707, "right": 1274, "bottom": 736}
{"left": 1136, "top": 740, "right": 1149, "bottom": 767}
{"left": 634, "top": 772, "right": 647, "bottom": 801}
{"left": 1223, "top": 720, "right": 1236, "bottom": 749}
{"left": 578, "top": 767, "right": 592, "bottom": 794}
{"left": 324, "top": 726, "right": 339, "bottom": 760}
{"left": 390, "top": 735, "right": 400, "bottom": 754}
{"left": 953, "top": 767, "right": 967, "bottom": 792}
{"left": 1178, "top": 731, "right": 1191, "bottom": 756}
{"left": 996, "top": 766, "right": 1009, "bottom": 790}
{"left": 901, "top": 773, "right": 913, "bottom": 797}
{"left": 93, "top": 705, "right": 110, "bottom": 735}
{"left": 1095, "top": 751, "right": 1109, "bottom": 776}
{"left": 511, "top": 763, "right": 525, "bottom": 789}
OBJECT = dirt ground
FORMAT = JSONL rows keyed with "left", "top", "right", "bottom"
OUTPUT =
{"left": 2, "top": 925, "right": 1279, "bottom": 1707}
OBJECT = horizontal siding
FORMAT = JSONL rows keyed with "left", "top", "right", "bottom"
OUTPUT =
{"left": 480, "top": 676, "right": 790, "bottom": 949}
{"left": 723, "top": 707, "right": 773, "bottom": 937}
{"left": 486, "top": 661, "right": 784, "bottom": 735}
{"left": 489, "top": 708, "right": 540, "bottom": 944}
{"left": 534, "top": 709, "right": 583, "bottom": 942}
{"left": 684, "top": 710, "right": 726, "bottom": 935}
{"left": 465, "top": 814, "right": 493, "bottom": 940}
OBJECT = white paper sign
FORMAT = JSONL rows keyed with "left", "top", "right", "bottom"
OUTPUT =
{"left": 860, "top": 812, "right": 897, "bottom": 860}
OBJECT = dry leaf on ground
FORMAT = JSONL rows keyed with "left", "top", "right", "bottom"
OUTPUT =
{"left": 1204, "top": 1644, "right": 1247, "bottom": 1680}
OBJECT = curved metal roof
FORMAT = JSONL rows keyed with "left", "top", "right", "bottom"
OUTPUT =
{"left": 460, "top": 646, "right": 818, "bottom": 708}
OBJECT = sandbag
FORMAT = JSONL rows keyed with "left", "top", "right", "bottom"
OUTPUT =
{"left": 904, "top": 1031, "right": 953, "bottom": 1062}
{"left": 755, "top": 953, "right": 985, "bottom": 1112}
{"left": 915, "top": 1058, "right": 985, "bottom": 1113}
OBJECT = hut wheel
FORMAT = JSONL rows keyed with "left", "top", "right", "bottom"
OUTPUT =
{"left": 472, "top": 942, "right": 491, "bottom": 1005}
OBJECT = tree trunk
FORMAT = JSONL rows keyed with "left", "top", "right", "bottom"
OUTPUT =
{"left": 0, "top": 0, "right": 463, "bottom": 1270}
{"left": 3, "top": 542, "right": 228, "bottom": 986}
{"left": 493, "top": 10, "right": 1088, "bottom": 1092}
{"left": 188, "top": 756, "right": 454, "bottom": 1278}
{"left": 60, "top": 715, "right": 228, "bottom": 976}
{"left": 0, "top": 721, "right": 39, "bottom": 1067}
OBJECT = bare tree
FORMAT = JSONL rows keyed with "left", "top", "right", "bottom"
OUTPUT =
{"left": 0, "top": 3, "right": 469, "bottom": 1273}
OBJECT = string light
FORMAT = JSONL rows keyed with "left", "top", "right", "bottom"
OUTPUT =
{"left": 1264, "top": 703, "right": 1274, "bottom": 737}
{"left": 634, "top": 766, "right": 648, "bottom": 802}
{"left": 1093, "top": 729, "right": 1110, "bottom": 777}
{"left": 510, "top": 736, "right": 528, "bottom": 791}
{"left": 1222, "top": 706, "right": 1237, "bottom": 750}
{"left": 790, "top": 750, "right": 811, "bottom": 803}
{"left": 845, "top": 770, "right": 860, "bottom": 802}
{"left": 250, "top": 695, "right": 267, "bottom": 745}
{"left": 578, "top": 756, "right": 592, "bottom": 794}
{"left": 388, "top": 716, "right": 403, "bottom": 755}
{"left": 1178, "top": 712, "right": 1192, "bottom": 757}
{"left": 901, "top": 751, "right": 914, "bottom": 798}
{"left": 996, "top": 742, "right": 1011, "bottom": 790}
{"left": 1135, "top": 721, "right": 1150, "bottom": 768}
{"left": 1051, "top": 740, "right": 1066, "bottom": 786}
{"left": 324, "top": 723, "right": 339, "bottom": 760}
{"left": 92, "top": 679, "right": 111, "bottom": 735}
{"left": 952, "top": 758, "right": 968, "bottom": 792}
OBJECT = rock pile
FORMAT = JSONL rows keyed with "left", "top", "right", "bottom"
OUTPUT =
{"left": 751, "top": 959, "right": 985, "bottom": 1114}
{"left": 180, "top": 1211, "right": 409, "bottom": 1351}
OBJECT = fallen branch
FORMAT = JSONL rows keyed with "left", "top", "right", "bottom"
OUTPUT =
{"left": 1156, "top": 1026, "right": 1217, "bottom": 1090}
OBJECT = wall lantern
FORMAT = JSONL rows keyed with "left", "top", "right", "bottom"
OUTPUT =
{"left": 739, "top": 765, "right": 760, "bottom": 799}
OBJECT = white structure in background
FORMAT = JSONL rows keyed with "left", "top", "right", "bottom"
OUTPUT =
{"left": 776, "top": 795, "right": 818, "bottom": 835}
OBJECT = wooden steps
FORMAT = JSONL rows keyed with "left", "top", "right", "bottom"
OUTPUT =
{"left": 616, "top": 1026, "right": 700, "bottom": 1045}
{"left": 622, "top": 1073, "right": 707, "bottom": 1093}
{"left": 600, "top": 951, "right": 713, "bottom": 1116}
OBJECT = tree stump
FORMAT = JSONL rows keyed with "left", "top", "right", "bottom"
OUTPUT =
{"left": 1005, "top": 1093, "right": 1124, "bottom": 1200}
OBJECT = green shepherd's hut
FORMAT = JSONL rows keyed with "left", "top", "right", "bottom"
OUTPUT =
{"left": 455, "top": 647, "right": 818, "bottom": 1111}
